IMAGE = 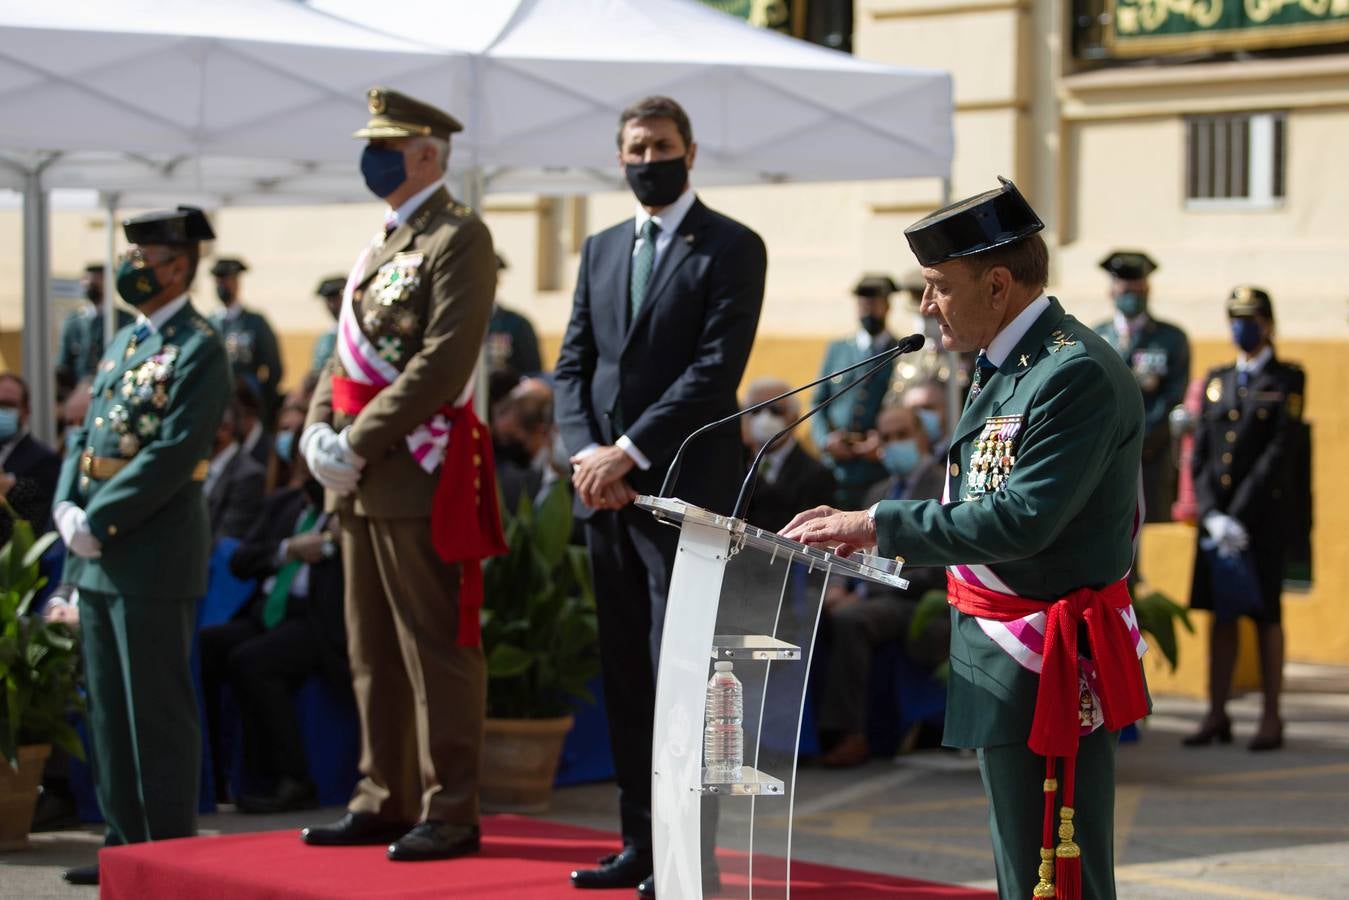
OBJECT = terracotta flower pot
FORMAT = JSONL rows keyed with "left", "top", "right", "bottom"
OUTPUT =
{"left": 0, "top": 744, "right": 52, "bottom": 851}
{"left": 480, "top": 716, "right": 574, "bottom": 814}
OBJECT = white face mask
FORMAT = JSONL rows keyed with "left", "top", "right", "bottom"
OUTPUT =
{"left": 748, "top": 411, "right": 787, "bottom": 447}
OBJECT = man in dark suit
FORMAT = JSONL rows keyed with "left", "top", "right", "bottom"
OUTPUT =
{"left": 0, "top": 372, "right": 61, "bottom": 544}
{"left": 200, "top": 447, "right": 348, "bottom": 813}
{"left": 554, "top": 96, "right": 766, "bottom": 898}
{"left": 1184, "top": 286, "right": 1304, "bottom": 753}
{"left": 816, "top": 404, "right": 949, "bottom": 766}
{"left": 206, "top": 401, "right": 266, "bottom": 542}
{"left": 739, "top": 377, "right": 835, "bottom": 533}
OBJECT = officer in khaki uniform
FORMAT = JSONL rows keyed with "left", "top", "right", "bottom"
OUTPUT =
{"left": 52, "top": 207, "right": 231, "bottom": 886}
{"left": 1092, "top": 251, "right": 1190, "bottom": 522}
{"left": 300, "top": 88, "right": 499, "bottom": 862}
{"left": 210, "top": 257, "right": 284, "bottom": 423}
{"left": 785, "top": 179, "right": 1149, "bottom": 900}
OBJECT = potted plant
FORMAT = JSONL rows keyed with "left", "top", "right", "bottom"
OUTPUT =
{"left": 0, "top": 510, "right": 84, "bottom": 850}
{"left": 480, "top": 478, "right": 599, "bottom": 813}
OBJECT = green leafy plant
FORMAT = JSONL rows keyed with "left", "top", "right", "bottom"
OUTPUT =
{"left": 0, "top": 506, "right": 85, "bottom": 771}
{"left": 1131, "top": 587, "right": 1194, "bottom": 672}
{"left": 481, "top": 479, "right": 600, "bottom": 719}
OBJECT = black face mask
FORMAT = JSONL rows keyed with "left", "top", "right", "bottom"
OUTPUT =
{"left": 85, "top": 284, "right": 103, "bottom": 304}
{"left": 624, "top": 157, "right": 688, "bottom": 208}
{"left": 303, "top": 478, "right": 325, "bottom": 506}
{"left": 860, "top": 314, "right": 886, "bottom": 336}
{"left": 216, "top": 284, "right": 235, "bottom": 305}
{"left": 494, "top": 439, "right": 531, "bottom": 468}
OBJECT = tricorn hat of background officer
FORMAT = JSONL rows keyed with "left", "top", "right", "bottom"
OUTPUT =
{"left": 84, "top": 262, "right": 104, "bottom": 274}
{"left": 1099, "top": 250, "right": 1158, "bottom": 281}
{"left": 122, "top": 206, "right": 215, "bottom": 245}
{"left": 210, "top": 258, "right": 249, "bottom": 278}
{"left": 316, "top": 275, "right": 347, "bottom": 297}
{"left": 903, "top": 176, "right": 1044, "bottom": 267}
{"left": 853, "top": 274, "right": 898, "bottom": 298}
{"left": 354, "top": 87, "right": 463, "bottom": 140}
{"left": 1227, "top": 285, "right": 1274, "bottom": 319}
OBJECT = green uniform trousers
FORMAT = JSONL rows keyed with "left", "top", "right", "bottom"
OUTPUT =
{"left": 79, "top": 589, "right": 199, "bottom": 845}
{"left": 340, "top": 514, "right": 485, "bottom": 826}
{"left": 977, "top": 727, "right": 1118, "bottom": 900}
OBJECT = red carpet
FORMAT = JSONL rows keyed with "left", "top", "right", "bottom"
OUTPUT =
{"left": 100, "top": 815, "right": 994, "bottom": 899}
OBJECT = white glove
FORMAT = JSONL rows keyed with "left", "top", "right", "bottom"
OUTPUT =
{"left": 336, "top": 427, "right": 367, "bottom": 470}
{"left": 302, "top": 424, "right": 360, "bottom": 494}
{"left": 1203, "top": 513, "right": 1249, "bottom": 558}
{"left": 54, "top": 501, "right": 103, "bottom": 559}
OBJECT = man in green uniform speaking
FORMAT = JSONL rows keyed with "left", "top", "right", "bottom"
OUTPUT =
{"left": 52, "top": 206, "right": 231, "bottom": 887}
{"left": 783, "top": 178, "right": 1149, "bottom": 900}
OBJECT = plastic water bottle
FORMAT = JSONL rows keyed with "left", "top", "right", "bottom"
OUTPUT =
{"left": 704, "top": 661, "right": 743, "bottom": 782}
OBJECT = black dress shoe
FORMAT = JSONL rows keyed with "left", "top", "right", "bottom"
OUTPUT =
{"left": 386, "top": 821, "right": 481, "bottom": 861}
{"left": 301, "top": 811, "right": 411, "bottom": 846}
{"left": 1181, "top": 716, "right": 1233, "bottom": 747}
{"left": 571, "top": 845, "right": 652, "bottom": 889}
{"left": 237, "top": 776, "right": 320, "bottom": 814}
{"left": 636, "top": 874, "right": 655, "bottom": 898}
{"left": 1249, "top": 723, "right": 1284, "bottom": 752}
{"left": 63, "top": 864, "right": 99, "bottom": 886}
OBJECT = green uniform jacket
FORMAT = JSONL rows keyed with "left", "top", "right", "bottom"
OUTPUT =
{"left": 311, "top": 327, "right": 338, "bottom": 374}
{"left": 212, "top": 306, "right": 283, "bottom": 416}
{"left": 57, "top": 307, "right": 135, "bottom": 384}
{"left": 1093, "top": 316, "right": 1189, "bottom": 456}
{"left": 55, "top": 302, "right": 232, "bottom": 599}
{"left": 875, "top": 298, "right": 1145, "bottom": 748}
{"left": 810, "top": 333, "right": 897, "bottom": 494}
{"left": 486, "top": 304, "right": 543, "bottom": 375}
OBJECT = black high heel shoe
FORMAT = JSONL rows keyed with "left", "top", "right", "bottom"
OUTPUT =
{"left": 1181, "top": 716, "right": 1233, "bottom": 747}
{"left": 1248, "top": 722, "right": 1284, "bottom": 752}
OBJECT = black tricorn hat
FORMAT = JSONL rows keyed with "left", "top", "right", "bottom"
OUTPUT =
{"left": 1227, "top": 285, "right": 1274, "bottom": 319}
{"left": 904, "top": 176, "right": 1044, "bottom": 267}
{"left": 84, "top": 262, "right": 104, "bottom": 274}
{"left": 122, "top": 206, "right": 215, "bottom": 245}
{"left": 316, "top": 276, "right": 347, "bottom": 297}
{"left": 210, "top": 258, "right": 249, "bottom": 278}
{"left": 853, "top": 274, "right": 898, "bottom": 298}
{"left": 1099, "top": 250, "right": 1158, "bottom": 280}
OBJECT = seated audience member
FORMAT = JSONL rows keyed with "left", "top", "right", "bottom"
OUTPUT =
{"left": 0, "top": 372, "right": 61, "bottom": 545}
{"left": 268, "top": 380, "right": 318, "bottom": 492}
{"left": 816, "top": 404, "right": 950, "bottom": 767}
{"left": 207, "top": 401, "right": 266, "bottom": 543}
{"left": 740, "top": 377, "right": 835, "bottom": 532}
{"left": 492, "top": 377, "right": 560, "bottom": 511}
{"left": 199, "top": 441, "right": 348, "bottom": 812}
{"left": 901, "top": 379, "right": 950, "bottom": 460}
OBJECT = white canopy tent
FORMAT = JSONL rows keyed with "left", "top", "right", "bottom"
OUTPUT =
{"left": 1, "top": 0, "right": 953, "bottom": 441}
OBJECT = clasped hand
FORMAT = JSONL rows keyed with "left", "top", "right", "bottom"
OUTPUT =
{"left": 304, "top": 424, "right": 365, "bottom": 494}
{"left": 570, "top": 445, "right": 637, "bottom": 511}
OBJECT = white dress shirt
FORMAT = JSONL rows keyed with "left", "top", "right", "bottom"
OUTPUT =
{"left": 984, "top": 293, "right": 1051, "bottom": 367}
{"left": 141, "top": 293, "right": 190, "bottom": 333}
{"left": 1237, "top": 345, "right": 1273, "bottom": 377}
{"left": 390, "top": 180, "right": 444, "bottom": 229}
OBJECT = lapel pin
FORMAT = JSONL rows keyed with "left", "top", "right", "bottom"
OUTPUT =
{"left": 1019, "top": 354, "right": 1029, "bottom": 367}
{"left": 682, "top": 233, "right": 695, "bottom": 245}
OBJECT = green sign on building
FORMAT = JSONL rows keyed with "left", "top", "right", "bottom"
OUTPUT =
{"left": 1107, "top": 0, "right": 1349, "bottom": 56}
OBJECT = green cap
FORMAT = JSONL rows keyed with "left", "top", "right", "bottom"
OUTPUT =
{"left": 355, "top": 87, "right": 463, "bottom": 141}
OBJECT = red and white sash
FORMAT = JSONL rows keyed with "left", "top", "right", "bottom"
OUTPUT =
{"left": 336, "top": 238, "right": 473, "bottom": 474}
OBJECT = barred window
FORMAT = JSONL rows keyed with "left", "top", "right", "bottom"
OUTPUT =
{"left": 1186, "top": 112, "right": 1286, "bottom": 208}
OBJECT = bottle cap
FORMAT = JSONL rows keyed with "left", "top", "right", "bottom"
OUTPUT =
{"left": 714, "top": 661, "right": 734, "bottom": 672}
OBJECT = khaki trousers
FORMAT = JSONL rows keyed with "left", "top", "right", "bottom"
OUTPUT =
{"left": 340, "top": 514, "right": 485, "bottom": 825}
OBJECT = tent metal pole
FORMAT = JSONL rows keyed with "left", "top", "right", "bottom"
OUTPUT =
{"left": 939, "top": 177, "right": 961, "bottom": 435}
{"left": 21, "top": 168, "right": 54, "bottom": 445}
{"left": 103, "top": 192, "right": 121, "bottom": 348}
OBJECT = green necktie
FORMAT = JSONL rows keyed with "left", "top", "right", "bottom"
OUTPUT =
{"left": 630, "top": 218, "right": 659, "bottom": 320}
{"left": 261, "top": 506, "right": 320, "bottom": 630}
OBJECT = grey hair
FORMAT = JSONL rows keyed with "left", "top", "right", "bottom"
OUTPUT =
{"left": 744, "top": 377, "right": 799, "bottom": 419}
{"left": 412, "top": 136, "right": 450, "bottom": 173}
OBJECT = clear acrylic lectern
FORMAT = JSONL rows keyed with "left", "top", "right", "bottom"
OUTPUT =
{"left": 638, "top": 496, "right": 909, "bottom": 899}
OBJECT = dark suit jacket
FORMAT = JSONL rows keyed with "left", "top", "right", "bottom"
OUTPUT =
{"left": 208, "top": 447, "right": 266, "bottom": 542}
{"left": 555, "top": 197, "right": 766, "bottom": 517}
{"left": 1, "top": 432, "right": 60, "bottom": 544}
{"left": 228, "top": 487, "right": 348, "bottom": 687}
{"left": 744, "top": 441, "right": 835, "bottom": 533}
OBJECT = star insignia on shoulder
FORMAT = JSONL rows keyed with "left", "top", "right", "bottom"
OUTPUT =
{"left": 1019, "top": 354, "right": 1030, "bottom": 367}
{"left": 1050, "top": 330, "right": 1077, "bottom": 353}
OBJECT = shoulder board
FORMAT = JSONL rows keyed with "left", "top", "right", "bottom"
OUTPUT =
{"left": 192, "top": 315, "right": 218, "bottom": 337}
{"left": 1044, "top": 327, "right": 1086, "bottom": 357}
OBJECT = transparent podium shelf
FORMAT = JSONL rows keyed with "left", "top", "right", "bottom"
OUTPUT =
{"left": 711, "top": 635, "right": 801, "bottom": 661}
{"left": 699, "top": 766, "right": 785, "bottom": 796}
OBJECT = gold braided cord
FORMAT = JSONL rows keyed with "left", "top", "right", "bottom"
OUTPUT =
{"left": 1056, "top": 805, "right": 1081, "bottom": 857}
{"left": 1043, "top": 778, "right": 1058, "bottom": 793}
{"left": 1033, "top": 847, "right": 1057, "bottom": 897}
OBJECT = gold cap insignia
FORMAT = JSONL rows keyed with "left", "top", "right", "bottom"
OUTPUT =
{"left": 368, "top": 89, "right": 385, "bottom": 115}
{"left": 1235, "top": 285, "right": 1253, "bottom": 301}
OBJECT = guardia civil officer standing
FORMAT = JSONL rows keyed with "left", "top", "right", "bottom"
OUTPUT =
{"left": 211, "top": 258, "right": 284, "bottom": 424}
{"left": 554, "top": 96, "right": 766, "bottom": 899}
{"left": 785, "top": 179, "right": 1149, "bottom": 900}
{"left": 56, "top": 263, "right": 133, "bottom": 390}
{"left": 1183, "top": 287, "right": 1304, "bottom": 752}
{"left": 53, "top": 207, "right": 231, "bottom": 886}
{"left": 1092, "top": 251, "right": 1190, "bottom": 521}
{"left": 300, "top": 87, "right": 503, "bottom": 862}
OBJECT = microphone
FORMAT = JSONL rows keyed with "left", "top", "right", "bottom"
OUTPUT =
{"left": 731, "top": 333, "right": 925, "bottom": 521}
{"left": 657, "top": 333, "right": 926, "bottom": 504}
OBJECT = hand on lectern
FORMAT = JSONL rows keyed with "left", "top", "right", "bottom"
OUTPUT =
{"left": 780, "top": 506, "right": 876, "bottom": 558}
